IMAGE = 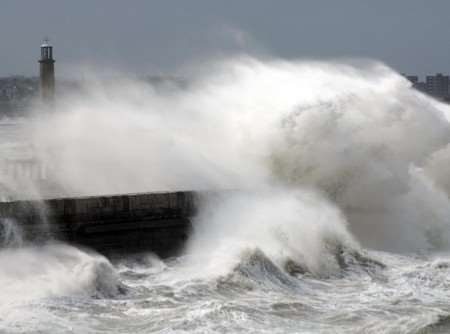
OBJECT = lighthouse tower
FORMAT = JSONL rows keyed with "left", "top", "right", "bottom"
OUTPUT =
{"left": 39, "top": 38, "right": 55, "bottom": 102}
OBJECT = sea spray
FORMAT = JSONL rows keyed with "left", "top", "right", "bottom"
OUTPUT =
{"left": 0, "top": 124, "right": 53, "bottom": 244}
{"left": 0, "top": 218, "right": 23, "bottom": 248}
{"left": 0, "top": 199, "right": 53, "bottom": 245}
{"left": 16, "top": 56, "right": 450, "bottom": 253}
{"left": 3, "top": 56, "right": 450, "bottom": 255}
{"left": 185, "top": 189, "right": 360, "bottom": 279}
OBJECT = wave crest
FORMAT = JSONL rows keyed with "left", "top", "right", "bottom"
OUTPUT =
{"left": 186, "top": 190, "right": 365, "bottom": 279}
{"left": 0, "top": 244, "right": 125, "bottom": 307}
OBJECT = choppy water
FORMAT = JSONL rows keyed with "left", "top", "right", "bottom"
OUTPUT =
{"left": 3, "top": 57, "right": 450, "bottom": 333}
{"left": 2, "top": 241, "right": 450, "bottom": 334}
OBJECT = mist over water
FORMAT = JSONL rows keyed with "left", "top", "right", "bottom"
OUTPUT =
{"left": 2, "top": 56, "right": 450, "bottom": 333}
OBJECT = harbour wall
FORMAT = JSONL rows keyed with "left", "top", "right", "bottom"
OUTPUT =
{"left": 0, "top": 191, "right": 198, "bottom": 257}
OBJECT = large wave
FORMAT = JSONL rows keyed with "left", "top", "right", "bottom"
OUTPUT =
{"left": 185, "top": 189, "right": 361, "bottom": 279}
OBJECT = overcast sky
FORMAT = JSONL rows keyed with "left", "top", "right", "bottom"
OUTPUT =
{"left": 1, "top": 0, "right": 449, "bottom": 77}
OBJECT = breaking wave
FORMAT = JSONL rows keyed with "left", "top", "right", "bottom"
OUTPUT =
{"left": 183, "top": 189, "right": 384, "bottom": 282}
{"left": 0, "top": 244, "right": 125, "bottom": 308}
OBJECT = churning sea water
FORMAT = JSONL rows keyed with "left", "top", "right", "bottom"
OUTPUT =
{"left": 2, "top": 240, "right": 450, "bottom": 334}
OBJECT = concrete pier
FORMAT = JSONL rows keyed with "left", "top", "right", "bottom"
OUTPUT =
{"left": 0, "top": 191, "right": 197, "bottom": 257}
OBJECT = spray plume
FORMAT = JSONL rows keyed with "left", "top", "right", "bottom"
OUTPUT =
{"left": 2, "top": 56, "right": 450, "bottom": 257}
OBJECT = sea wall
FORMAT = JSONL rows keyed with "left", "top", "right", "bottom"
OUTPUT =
{"left": 0, "top": 191, "right": 197, "bottom": 256}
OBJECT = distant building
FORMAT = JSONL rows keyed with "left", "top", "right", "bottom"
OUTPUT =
{"left": 406, "top": 75, "right": 419, "bottom": 85}
{"left": 0, "top": 76, "right": 38, "bottom": 116}
{"left": 415, "top": 82, "right": 427, "bottom": 94}
{"left": 426, "top": 73, "right": 449, "bottom": 99}
{"left": 404, "top": 73, "right": 450, "bottom": 101}
{"left": 404, "top": 74, "right": 427, "bottom": 94}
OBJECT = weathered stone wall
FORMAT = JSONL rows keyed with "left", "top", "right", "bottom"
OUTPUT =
{"left": 0, "top": 191, "right": 197, "bottom": 256}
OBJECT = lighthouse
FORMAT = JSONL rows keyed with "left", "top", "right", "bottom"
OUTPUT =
{"left": 39, "top": 38, "right": 55, "bottom": 102}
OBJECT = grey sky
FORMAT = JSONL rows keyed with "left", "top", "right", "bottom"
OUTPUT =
{"left": 1, "top": 0, "right": 449, "bottom": 77}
